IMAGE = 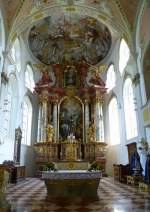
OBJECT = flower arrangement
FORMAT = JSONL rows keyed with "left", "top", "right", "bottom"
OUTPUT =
{"left": 39, "top": 162, "right": 57, "bottom": 172}
{"left": 88, "top": 161, "right": 103, "bottom": 172}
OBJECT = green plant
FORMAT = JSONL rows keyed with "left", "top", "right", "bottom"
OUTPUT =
{"left": 88, "top": 161, "right": 103, "bottom": 171}
{"left": 39, "top": 165, "right": 48, "bottom": 171}
{"left": 46, "top": 162, "right": 57, "bottom": 171}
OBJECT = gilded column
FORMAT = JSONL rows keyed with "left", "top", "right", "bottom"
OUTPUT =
{"left": 84, "top": 101, "right": 90, "bottom": 143}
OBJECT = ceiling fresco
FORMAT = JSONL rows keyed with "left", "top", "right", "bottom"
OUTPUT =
{"left": 28, "top": 14, "right": 111, "bottom": 65}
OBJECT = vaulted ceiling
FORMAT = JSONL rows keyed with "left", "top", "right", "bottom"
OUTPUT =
{"left": 1, "top": 0, "right": 142, "bottom": 43}
{"left": 2, "top": 0, "right": 150, "bottom": 68}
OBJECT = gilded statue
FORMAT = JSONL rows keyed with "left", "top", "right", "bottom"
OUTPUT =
{"left": 87, "top": 122, "right": 96, "bottom": 142}
{"left": 46, "top": 124, "right": 54, "bottom": 143}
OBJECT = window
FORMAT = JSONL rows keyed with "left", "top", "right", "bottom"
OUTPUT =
{"left": 25, "top": 65, "right": 35, "bottom": 92}
{"left": 10, "top": 38, "right": 21, "bottom": 72}
{"left": 22, "top": 97, "right": 32, "bottom": 145}
{"left": 123, "top": 78, "right": 138, "bottom": 140}
{"left": 106, "top": 64, "right": 116, "bottom": 93}
{"left": 119, "top": 39, "right": 130, "bottom": 75}
{"left": 108, "top": 97, "right": 120, "bottom": 145}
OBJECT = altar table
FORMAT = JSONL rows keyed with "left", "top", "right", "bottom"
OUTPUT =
{"left": 42, "top": 170, "right": 102, "bottom": 197}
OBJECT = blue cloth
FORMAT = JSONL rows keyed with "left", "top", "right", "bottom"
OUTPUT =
{"left": 130, "top": 150, "right": 143, "bottom": 176}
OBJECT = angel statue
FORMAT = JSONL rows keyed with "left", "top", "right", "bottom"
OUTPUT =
{"left": 46, "top": 124, "right": 54, "bottom": 143}
{"left": 87, "top": 122, "right": 96, "bottom": 143}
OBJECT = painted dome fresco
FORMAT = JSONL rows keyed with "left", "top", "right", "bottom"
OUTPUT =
{"left": 28, "top": 14, "right": 111, "bottom": 65}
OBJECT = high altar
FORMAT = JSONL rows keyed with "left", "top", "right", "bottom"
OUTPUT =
{"left": 34, "top": 63, "right": 107, "bottom": 170}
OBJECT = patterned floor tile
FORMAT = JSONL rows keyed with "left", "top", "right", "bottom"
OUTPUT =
{"left": 0, "top": 177, "right": 149, "bottom": 211}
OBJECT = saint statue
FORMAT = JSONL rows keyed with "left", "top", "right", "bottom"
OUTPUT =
{"left": 14, "top": 127, "right": 22, "bottom": 164}
{"left": 87, "top": 122, "right": 96, "bottom": 143}
{"left": 130, "top": 149, "right": 143, "bottom": 176}
{"left": 46, "top": 124, "right": 54, "bottom": 143}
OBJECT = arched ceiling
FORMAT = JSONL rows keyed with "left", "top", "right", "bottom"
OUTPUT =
{"left": 2, "top": 0, "right": 141, "bottom": 29}
{"left": 1, "top": 0, "right": 147, "bottom": 64}
{"left": 1, "top": 0, "right": 142, "bottom": 44}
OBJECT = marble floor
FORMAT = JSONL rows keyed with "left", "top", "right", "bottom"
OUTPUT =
{"left": 1, "top": 177, "right": 150, "bottom": 211}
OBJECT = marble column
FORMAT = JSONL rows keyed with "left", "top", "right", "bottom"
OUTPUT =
{"left": 53, "top": 102, "right": 58, "bottom": 143}
{"left": 95, "top": 100, "right": 104, "bottom": 142}
{"left": 84, "top": 101, "right": 90, "bottom": 143}
{"left": 42, "top": 97, "right": 48, "bottom": 142}
{"left": 37, "top": 93, "right": 49, "bottom": 142}
{"left": 37, "top": 102, "right": 42, "bottom": 142}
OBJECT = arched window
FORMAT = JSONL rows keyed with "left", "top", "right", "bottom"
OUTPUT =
{"left": 123, "top": 78, "right": 138, "bottom": 140}
{"left": 22, "top": 97, "right": 32, "bottom": 145}
{"left": 108, "top": 97, "right": 120, "bottom": 145}
{"left": 119, "top": 39, "right": 130, "bottom": 75}
{"left": 25, "top": 65, "right": 35, "bottom": 92}
{"left": 10, "top": 38, "right": 21, "bottom": 72}
{"left": 106, "top": 64, "right": 116, "bottom": 93}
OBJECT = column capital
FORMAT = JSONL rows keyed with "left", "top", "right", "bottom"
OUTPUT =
{"left": 38, "top": 93, "right": 49, "bottom": 103}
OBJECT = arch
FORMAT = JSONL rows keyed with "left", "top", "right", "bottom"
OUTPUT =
{"left": 25, "top": 64, "right": 35, "bottom": 92}
{"left": 22, "top": 96, "right": 32, "bottom": 145}
{"left": 108, "top": 96, "right": 120, "bottom": 145}
{"left": 119, "top": 38, "right": 130, "bottom": 75}
{"left": 106, "top": 64, "right": 116, "bottom": 93}
{"left": 123, "top": 77, "right": 138, "bottom": 140}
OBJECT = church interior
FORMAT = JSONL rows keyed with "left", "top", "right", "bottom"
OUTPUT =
{"left": 0, "top": 0, "right": 150, "bottom": 211}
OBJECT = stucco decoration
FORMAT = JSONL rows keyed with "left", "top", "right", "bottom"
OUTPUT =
{"left": 28, "top": 14, "right": 111, "bottom": 65}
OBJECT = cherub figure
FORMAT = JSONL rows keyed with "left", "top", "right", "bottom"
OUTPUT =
{"left": 46, "top": 124, "right": 54, "bottom": 143}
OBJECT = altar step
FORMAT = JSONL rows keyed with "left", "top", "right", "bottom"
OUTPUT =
{"left": 55, "top": 161, "right": 89, "bottom": 170}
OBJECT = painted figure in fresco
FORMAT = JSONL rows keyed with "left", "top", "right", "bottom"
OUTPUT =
{"left": 60, "top": 122, "right": 69, "bottom": 139}
{"left": 46, "top": 124, "right": 54, "bottom": 143}
{"left": 68, "top": 115, "right": 75, "bottom": 136}
{"left": 65, "top": 66, "right": 76, "bottom": 86}
{"left": 130, "top": 149, "right": 143, "bottom": 176}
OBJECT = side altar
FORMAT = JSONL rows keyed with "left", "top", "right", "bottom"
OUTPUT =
{"left": 34, "top": 63, "right": 107, "bottom": 171}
